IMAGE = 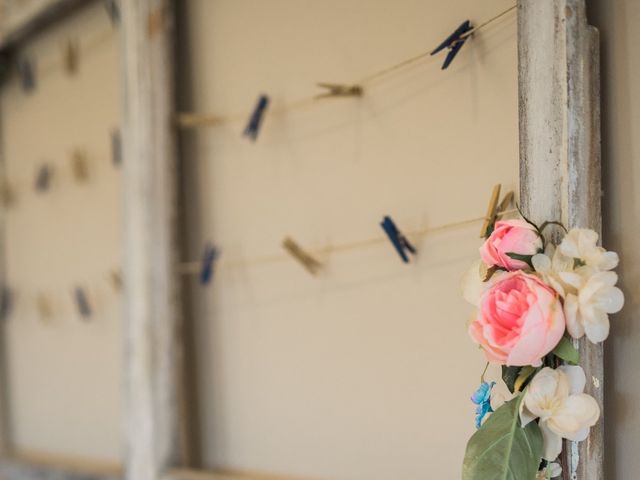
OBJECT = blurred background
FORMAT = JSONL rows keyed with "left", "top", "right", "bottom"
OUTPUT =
{"left": 0, "top": 0, "right": 635, "bottom": 479}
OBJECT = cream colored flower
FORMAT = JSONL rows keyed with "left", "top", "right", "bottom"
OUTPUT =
{"left": 536, "top": 462, "right": 562, "bottom": 479}
{"left": 558, "top": 228, "right": 619, "bottom": 271}
{"left": 563, "top": 271, "right": 624, "bottom": 343}
{"left": 532, "top": 244, "right": 577, "bottom": 298}
{"left": 460, "top": 260, "right": 506, "bottom": 307}
{"left": 520, "top": 366, "right": 600, "bottom": 461}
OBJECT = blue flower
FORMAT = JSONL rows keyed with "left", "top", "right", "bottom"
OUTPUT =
{"left": 471, "top": 381, "right": 495, "bottom": 429}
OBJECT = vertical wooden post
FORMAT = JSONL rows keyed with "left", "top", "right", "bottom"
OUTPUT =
{"left": 120, "top": 1, "right": 185, "bottom": 480}
{"left": 518, "top": 1, "right": 602, "bottom": 479}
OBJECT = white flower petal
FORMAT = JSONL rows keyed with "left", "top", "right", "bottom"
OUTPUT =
{"left": 594, "top": 286, "right": 624, "bottom": 314}
{"left": 549, "top": 394, "right": 600, "bottom": 441}
{"left": 558, "top": 365, "right": 586, "bottom": 395}
{"left": 584, "top": 310, "right": 610, "bottom": 343}
{"left": 532, "top": 253, "right": 552, "bottom": 273}
{"left": 461, "top": 260, "right": 484, "bottom": 306}
{"left": 540, "top": 421, "right": 563, "bottom": 461}
{"left": 558, "top": 271, "right": 584, "bottom": 290}
{"left": 548, "top": 462, "right": 562, "bottom": 478}
{"left": 598, "top": 251, "right": 619, "bottom": 270}
{"left": 564, "top": 294, "right": 585, "bottom": 340}
{"left": 519, "top": 400, "right": 537, "bottom": 427}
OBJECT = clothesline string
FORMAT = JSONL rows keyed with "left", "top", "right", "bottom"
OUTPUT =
{"left": 179, "top": 208, "right": 518, "bottom": 273}
{"left": 175, "top": 4, "right": 517, "bottom": 129}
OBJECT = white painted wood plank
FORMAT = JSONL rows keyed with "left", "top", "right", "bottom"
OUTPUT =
{"left": 120, "top": 1, "right": 185, "bottom": 480}
{"left": 518, "top": 0, "right": 603, "bottom": 478}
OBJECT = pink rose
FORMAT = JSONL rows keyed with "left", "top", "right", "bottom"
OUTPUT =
{"left": 480, "top": 219, "right": 542, "bottom": 271}
{"left": 469, "top": 272, "right": 565, "bottom": 366}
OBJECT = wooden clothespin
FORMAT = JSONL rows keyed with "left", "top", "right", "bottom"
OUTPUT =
{"left": 243, "top": 95, "right": 270, "bottom": 141}
{"left": 282, "top": 237, "right": 322, "bottom": 275}
{"left": 63, "top": 40, "right": 79, "bottom": 75}
{"left": 0, "top": 182, "right": 15, "bottom": 207}
{"left": 315, "top": 83, "right": 363, "bottom": 100}
{"left": 34, "top": 164, "right": 53, "bottom": 192}
{"left": 111, "top": 129, "right": 122, "bottom": 166}
{"left": 70, "top": 149, "right": 89, "bottom": 182}
{"left": 480, "top": 184, "right": 515, "bottom": 238}
{"left": 109, "top": 268, "right": 123, "bottom": 291}
{"left": 36, "top": 293, "right": 53, "bottom": 320}
{"left": 497, "top": 190, "right": 515, "bottom": 214}
{"left": 430, "top": 20, "right": 473, "bottom": 70}
{"left": 17, "top": 57, "right": 36, "bottom": 93}
{"left": 380, "top": 216, "right": 417, "bottom": 263}
{"left": 73, "top": 286, "right": 91, "bottom": 320}
{"left": 147, "top": 6, "right": 167, "bottom": 38}
{"left": 199, "top": 243, "right": 220, "bottom": 285}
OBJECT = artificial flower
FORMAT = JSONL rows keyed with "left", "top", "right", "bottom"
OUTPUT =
{"left": 563, "top": 271, "right": 624, "bottom": 343}
{"left": 480, "top": 219, "right": 543, "bottom": 271}
{"left": 558, "top": 228, "right": 619, "bottom": 272}
{"left": 461, "top": 260, "right": 506, "bottom": 306}
{"left": 469, "top": 272, "right": 565, "bottom": 366}
{"left": 537, "top": 462, "right": 562, "bottom": 479}
{"left": 471, "top": 382, "right": 495, "bottom": 428}
{"left": 531, "top": 244, "right": 578, "bottom": 298}
{"left": 520, "top": 366, "right": 600, "bottom": 461}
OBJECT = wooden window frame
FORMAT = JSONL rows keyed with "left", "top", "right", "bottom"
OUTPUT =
{"left": 0, "top": 0, "right": 604, "bottom": 479}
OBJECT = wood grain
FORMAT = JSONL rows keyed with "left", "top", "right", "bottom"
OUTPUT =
{"left": 120, "top": 1, "right": 186, "bottom": 480}
{"left": 517, "top": 0, "right": 603, "bottom": 478}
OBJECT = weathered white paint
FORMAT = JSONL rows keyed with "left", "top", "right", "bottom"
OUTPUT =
{"left": 120, "top": 1, "right": 184, "bottom": 480}
{"left": 517, "top": 1, "right": 602, "bottom": 479}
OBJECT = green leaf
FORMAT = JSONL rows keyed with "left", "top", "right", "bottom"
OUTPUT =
{"left": 552, "top": 336, "right": 580, "bottom": 365}
{"left": 505, "top": 252, "right": 534, "bottom": 268}
{"left": 502, "top": 366, "right": 521, "bottom": 393}
{"left": 514, "top": 366, "right": 537, "bottom": 393}
{"left": 462, "top": 397, "right": 543, "bottom": 480}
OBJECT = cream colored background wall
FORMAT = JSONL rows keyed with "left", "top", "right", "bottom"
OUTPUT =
{"left": 0, "top": 3, "right": 121, "bottom": 462}
{"left": 586, "top": 1, "right": 640, "bottom": 478}
{"left": 178, "top": 1, "right": 518, "bottom": 479}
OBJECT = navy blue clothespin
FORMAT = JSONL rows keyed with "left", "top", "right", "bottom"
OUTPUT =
{"left": 17, "top": 57, "right": 36, "bottom": 93}
{"left": 34, "top": 164, "right": 52, "bottom": 192}
{"left": 430, "top": 20, "right": 473, "bottom": 70}
{"left": 104, "top": 0, "right": 120, "bottom": 25}
{"left": 111, "top": 129, "right": 122, "bottom": 166}
{"left": 243, "top": 95, "right": 270, "bottom": 141}
{"left": 380, "top": 216, "right": 417, "bottom": 263}
{"left": 0, "top": 287, "right": 12, "bottom": 321}
{"left": 74, "top": 286, "right": 91, "bottom": 319}
{"left": 199, "top": 243, "right": 220, "bottom": 285}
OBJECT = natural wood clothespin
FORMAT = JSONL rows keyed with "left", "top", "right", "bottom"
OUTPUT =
{"left": 0, "top": 182, "right": 15, "bottom": 207}
{"left": 109, "top": 268, "right": 123, "bottom": 291}
{"left": 63, "top": 40, "right": 79, "bottom": 75}
{"left": 498, "top": 190, "right": 515, "bottom": 213}
{"left": 36, "top": 293, "right": 53, "bottom": 320}
{"left": 71, "top": 149, "right": 89, "bottom": 182}
{"left": 480, "top": 184, "right": 515, "bottom": 237}
{"left": 315, "top": 82, "right": 363, "bottom": 100}
{"left": 282, "top": 237, "right": 322, "bottom": 275}
{"left": 480, "top": 184, "right": 502, "bottom": 237}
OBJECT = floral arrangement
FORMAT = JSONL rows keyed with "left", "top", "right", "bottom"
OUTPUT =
{"left": 461, "top": 209, "right": 624, "bottom": 480}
